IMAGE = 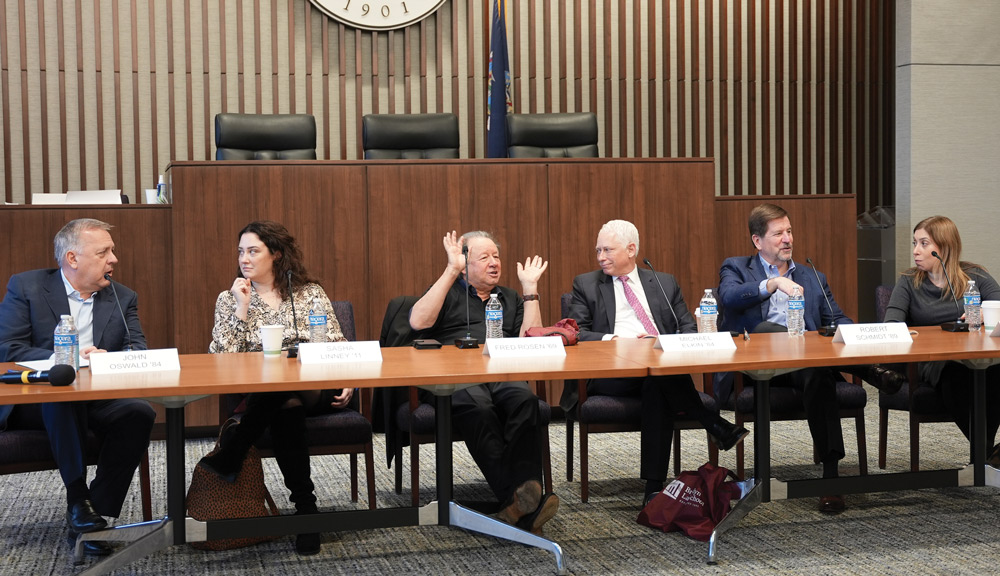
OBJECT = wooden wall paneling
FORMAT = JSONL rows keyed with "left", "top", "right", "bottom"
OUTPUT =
{"left": 714, "top": 195, "right": 858, "bottom": 320}
{"left": 366, "top": 160, "right": 549, "bottom": 333}
{"left": 546, "top": 159, "right": 716, "bottom": 319}
{"left": 0, "top": 205, "right": 173, "bottom": 350}
{"left": 168, "top": 161, "right": 368, "bottom": 350}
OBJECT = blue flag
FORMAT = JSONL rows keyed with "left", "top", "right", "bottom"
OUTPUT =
{"left": 486, "top": 0, "right": 511, "bottom": 158}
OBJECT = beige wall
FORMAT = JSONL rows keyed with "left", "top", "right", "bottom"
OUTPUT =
{"left": 2, "top": 0, "right": 892, "bottom": 210}
{"left": 896, "top": 0, "right": 1000, "bottom": 278}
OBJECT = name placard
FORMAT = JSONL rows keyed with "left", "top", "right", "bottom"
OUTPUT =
{"left": 482, "top": 337, "right": 567, "bottom": 358}
{"left": 833, "top": 323, "right": 912, "bottom": 345}
{"left": 89, "top": 348, "right": 180, "bottom": 375}
{"left": 298, "top": 341, "right": 383, "bottom": 364}
{"left": 653, "top": 332, "right": 737, "bottom": 351}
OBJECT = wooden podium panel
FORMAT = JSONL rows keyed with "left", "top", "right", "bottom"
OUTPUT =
{"left": 367, "top": 161, "right": 550, "bottom": 330}
{"left": 0, "top": 205, "right": 173, "bottom": 350}
{"left": 170, "top": 162, "right": 368, "bottom": 354}
{"left": 547, "top": 158, "right": 717, "bottom": 317}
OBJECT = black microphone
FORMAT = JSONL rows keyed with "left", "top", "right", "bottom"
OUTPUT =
{"left": 805, "top": 258, "right": 837, "bottom": 337}
{"left": 455, "top": 244, "right": 479, "bottom": 349}
{"left": 104, "top": 274, "right": 133, "bottom": 351}
{"left": 931, "top": 251, "right": 969, "bottom": 332}
{"left": 642, "top": 258, "right": 681, "bottom": 334}
{"left": 2, "top": 364, "right": 76, "bottom": 386}
{"left": 286, "top": 270, "right": 300, "bottom": 358}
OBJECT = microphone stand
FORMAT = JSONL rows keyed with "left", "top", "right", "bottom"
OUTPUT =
{"left": 455, "top": 245, "right": 479, "bottom": 349}
{"left": 104, "top": 273, "right": 133, "bottom": 351}
{"left": 805, "top": 258, "right": 837, "bottom": 337}
{"left": 286, "top": 270, "right": 301, "bottom": 357}
{"left": 932, "top": 251, "right": 969, "bottom": 332}
{"left": 642, "top": 258, "right": 680, "bottom": 334}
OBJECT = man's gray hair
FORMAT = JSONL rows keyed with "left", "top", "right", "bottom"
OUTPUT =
{"left": 54, "top": 218, "right": 113, "bottom": 266}
{"left": 598, "top": 219, "right": 640, "bottom": 252}
{"left": 461, "top": 230, "right": 501, "bottom": 253}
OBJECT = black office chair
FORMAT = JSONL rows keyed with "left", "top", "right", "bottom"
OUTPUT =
{"left": 506, "top": 113, "right": 599, "bottom": 158}
{"left": 560, "top": 293, "right": 719, "bottom": 502}
{"left": 376, "top": 295, "right": 552, "bottom": 507}
{"left": 214, "top": 113, "right": 317, "bottom": 160}
{"left": 362, "top": 114, "right": 460, "bottom": 159}
{"left": 217, "top": 301, "right": 376, "bottom": 509}
{"left": 874, "top": 284, "right": 952, "bottom": 471}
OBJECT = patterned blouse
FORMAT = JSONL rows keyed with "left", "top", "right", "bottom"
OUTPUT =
{"left": 209, "top": 282, "right": 346, "bottom": 354}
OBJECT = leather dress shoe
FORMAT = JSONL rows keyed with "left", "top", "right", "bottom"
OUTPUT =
{"left": 819, "top": 495, "right": 846, "bottom": 514}
{"left": 708, "top": 420, "right": 750, "bottom": 452}
{"left": 866, "top": 365, "right": 905, "bottom": 395}
{"left": 642, "top": 491, "right": 659, "bottom": 509}
{"left": 498, "top": 480, "right": 542, "bottom": 525}
{"left": 67, "top": 500, "right": 107, "bottom": 534}
{"left": 516, "top": 493, "right": 560, "bottom": 535}
{"left": 68, "top": 532, "right": 113, "bottom": 556}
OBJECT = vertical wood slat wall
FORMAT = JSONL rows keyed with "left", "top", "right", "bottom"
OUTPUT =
{"left": 1, "top": 0, "right": 893, "bottom": 214}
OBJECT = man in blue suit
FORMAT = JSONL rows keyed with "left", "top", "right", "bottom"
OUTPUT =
{"left": 717, "top": 203, "right": 902, "bottom": 514}
{"left": 0, "top": 218, "right": 155, "bottom": 555}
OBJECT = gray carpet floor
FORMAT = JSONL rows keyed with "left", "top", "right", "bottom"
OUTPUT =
{"left": 3, "top": 383, "right": 1000, "bottom": 575}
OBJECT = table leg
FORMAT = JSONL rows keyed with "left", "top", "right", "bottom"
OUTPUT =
{"left": 432, "top": 394, "right": 565, "bottom": 574}
{"left": 974, "top": 366, "right": 987, "bottom": 486}
{"left": 755, "top": 377, "right": 772, "bottom": 502}
{"left": 77, "top": 403, "right": 187, "bottom": 574}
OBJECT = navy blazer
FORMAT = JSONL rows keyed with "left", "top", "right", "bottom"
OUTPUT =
{"left": 0, "top": 268, "right": 146, "bottom": 429}
{"left": 714, "top": 254, "right": 852, "bottom": 403}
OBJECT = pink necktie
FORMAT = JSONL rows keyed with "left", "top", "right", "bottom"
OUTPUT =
{"left": 619, "top": 276, "right": 658, "bottom": 335}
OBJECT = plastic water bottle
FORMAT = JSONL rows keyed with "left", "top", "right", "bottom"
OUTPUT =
{"left": 787, "top": 286, "right": 805, "bottom": 336}
{"left": 964, "top": 280, "right": 982, "bottom": 332}
{"left": 485, "top": 293, "right": 504, "bottom": 339}
{"left": 54, "top": 314, "right": 80, "bottom": 370}
{"left": 697, "top": 289, "right": 718, "bottom": 333}
{"left": 308, "top": 297, "right": 327, "bottom": 343}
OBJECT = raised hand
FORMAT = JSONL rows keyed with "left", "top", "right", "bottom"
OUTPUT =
{"left": 443, "top": 230, "right": 467, "bottom": 274}
{"left": 516, "top": 255, "right": 549, "bottom": 293}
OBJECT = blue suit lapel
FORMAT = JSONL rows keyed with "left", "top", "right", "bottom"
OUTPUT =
{"left": 747, "top": 256, "right": 771, "bottom": 321}
{"left": 92, "top": 288, "right": 115, "bottom": 349}
{"left": 42, "top": 271, "right": 71, "bottom": 321}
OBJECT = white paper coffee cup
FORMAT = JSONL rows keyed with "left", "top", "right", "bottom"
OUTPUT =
{"left": 260, "top": 324, "right": 284, "bottom": 356}
{"left": 982, "top": 301, "right": 1000, "bottom": 331}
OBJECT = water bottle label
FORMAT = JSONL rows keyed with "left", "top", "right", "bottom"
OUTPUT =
{"left": 700, "top": 304, "right": 717, "bottom": 315}
{"left": 486, "top": 310, "right": 503, "bottom": 322}
{"left": 964, "top": 295, "right": 981, "bottom": 306}
{"left": 54, "top": 334, "right": 78, "bottom": 346}
{"left": 308, "top": 314, "right": 327, "bottom": 326}
{"left": 787, "top": 299, "right": 805, "bottom": 311}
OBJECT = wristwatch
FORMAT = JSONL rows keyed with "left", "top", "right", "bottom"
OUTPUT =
{"left": 522, "top": 294, "right": 540, "bottom": 302}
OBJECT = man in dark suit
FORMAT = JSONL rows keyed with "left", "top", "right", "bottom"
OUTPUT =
{"left": 0, "top": 218, "right": 155, "bottom": 555}
{"left": 567, "top": 219, "right": 748, "bottom": 507}
{"left": 717, "top": 203, "right": 901, "bottom": 514}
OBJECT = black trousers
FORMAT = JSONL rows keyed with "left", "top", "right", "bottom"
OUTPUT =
{"left": 10, "top": 399, "right": 156, "bottom": 518}
{"left": 589, "top": 374, "right": 714, "bottom": 483}
{"left": 757, "top": 367, "right": 845, "bottom": 464}
{"left": 936, "top": 362, "right": 1000, "bottom": 450}
{"left": 450, "top": 381, "right": 542, "bottom": 503}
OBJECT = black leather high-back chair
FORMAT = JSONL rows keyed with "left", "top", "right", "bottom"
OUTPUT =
{"left": 560, "top": 294, "right": 719, "bottom": 502}
{"left": 506, "top": 113, "right": 599, "bottom": 158}
{"left": 217, "top": 301, "right": 376, "bottom": 509}
{"left": 362, "top": 114, "right": 460, "bottom": 159}
{"left": 376, "top": 295, "right": 552, "bottom": 506}
{"left": 874, "top": 284, "right": 952, "bottom": 471}
{"left": 214, "top": 113, "right": 317, "bottom": 160}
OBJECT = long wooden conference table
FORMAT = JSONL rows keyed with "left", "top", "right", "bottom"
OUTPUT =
{"left": 2, "top": 329, "right": 1000, "bottom": 573}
